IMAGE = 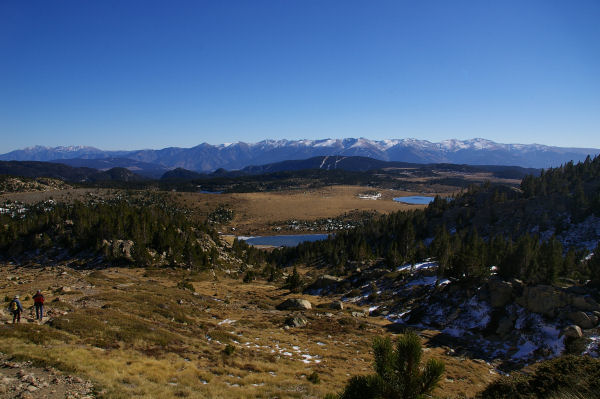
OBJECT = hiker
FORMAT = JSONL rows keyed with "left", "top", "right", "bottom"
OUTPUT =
{"left": 33, "top": 290, "right": 45, "bottom": 320}
{"left": 8, "top": 295, "right": 23, "bottom": 324}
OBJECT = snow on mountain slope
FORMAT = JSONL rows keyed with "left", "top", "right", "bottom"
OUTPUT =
{"left": 1, "top": 138, "right": 598, "bottom": 171}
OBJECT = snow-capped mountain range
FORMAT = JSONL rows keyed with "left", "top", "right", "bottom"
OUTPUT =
{"left": 1, "top": 138, "right": 598, "bottom": 172}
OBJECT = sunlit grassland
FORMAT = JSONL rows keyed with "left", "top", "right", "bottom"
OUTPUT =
{"left": 0, "top": 265, "right": 496, "bottom": 398}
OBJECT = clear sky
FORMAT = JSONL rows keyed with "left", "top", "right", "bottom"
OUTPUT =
{"left": 1, "top": 0, "right": 599, "bottom": 152}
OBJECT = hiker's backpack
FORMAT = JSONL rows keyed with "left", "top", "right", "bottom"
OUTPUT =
{"left": 10, "top": 301, "right": 17, "bottom": 311}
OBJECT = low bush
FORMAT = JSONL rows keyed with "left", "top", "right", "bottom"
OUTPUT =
{"left": 223, "top": 344, "right": 235, "bottom": 356}
{"left": 479, "top": 355, "right": 600, "bottom": 399}
{"left": 307, "top": 371, "right": 320, "bottom": 384}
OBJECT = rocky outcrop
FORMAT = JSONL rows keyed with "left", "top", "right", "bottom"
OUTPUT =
{"left": 570, "top": 295, "right": 600, "bottom": 312}
{"left": 276, "top": 298, "right": 312, "bottom": 311}
{"left": 101, "top": 239, "right": 134, "bottom": 261}
{"left": 515, "top": 285, "right": 569, "bottom": 317}
{"left": 488, "top": 278, "right": 517, "bottom": 308}
{"left": 569, "top": 311, "right": 599, "bottom": 329}
{"left": 487, "top": 277, "right": 600, "bottom": 321}
{"left": 306, "top": 275, "right": 344, "bottom": 293}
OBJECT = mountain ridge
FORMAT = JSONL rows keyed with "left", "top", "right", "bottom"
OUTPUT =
{"left": 2, "top": 138, "right": 598, "bottom": 171}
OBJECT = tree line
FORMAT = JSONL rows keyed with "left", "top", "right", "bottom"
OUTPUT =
{"left": 0, "top": 200, "right": 219, "bottom": 269}
{"left": 273, "top": 154, "right": 600, "bottom": 285}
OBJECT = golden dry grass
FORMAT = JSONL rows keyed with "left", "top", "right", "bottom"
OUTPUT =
{"left": 172, "top": 185, "right": 444, "bottom": 234}
{"left": 0, "top": 264, "right": 497, "bottom": 398}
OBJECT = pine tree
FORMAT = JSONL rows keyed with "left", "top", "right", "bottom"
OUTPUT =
{"left": 340, "top": 332, "right": 444, "bottom": 399}
{"left": 587, "top": 244, "right": 600, "bottom": 287}
{"left": 431, "top": 226, "right": 451, "bottom": 279}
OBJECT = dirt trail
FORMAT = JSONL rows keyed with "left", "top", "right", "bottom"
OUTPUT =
{"left": 0, "top": 352, "right": 94, "bottom": 399}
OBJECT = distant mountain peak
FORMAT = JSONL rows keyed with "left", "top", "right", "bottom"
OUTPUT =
{"left": 2, "top": 138, "right": 599, "bottom": 171}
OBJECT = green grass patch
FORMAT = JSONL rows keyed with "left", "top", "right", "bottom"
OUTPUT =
{"left": 0, "top": 324, "right": 72, "bottom": 345}
{"left": 48, "top": 308, "right": 179, "bottom": 348}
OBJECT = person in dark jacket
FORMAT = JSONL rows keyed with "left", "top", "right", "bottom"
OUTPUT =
{"left": 8, "top": 295, "right": 23, "bottom": 324}
{"left": 33, "top": 290, "right": 45, "bottom": 320}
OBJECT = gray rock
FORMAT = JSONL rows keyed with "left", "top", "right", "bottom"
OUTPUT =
{"left": 516, "top": 285, "right": 568, "bottom": 317}
{"left": 101, "top": 239, "right": 135, "bottom": 260}
{"left": 276, "top": 298, "right": 312, "bottom": 311}
{"left": 569, "top": 311, "right": 595, "bottom": 329}
{"left": 330, "top": 301, "right": 344, "bottom": 310}
{"left": 285, "top": 315, "right": 307, "bottom": 328}
{"left": 351, "top": 311, "right": 365, "bottom": 318}
{"left": 306, "top": 275, "right": 344, "bottom": 293}
{"left": 488, "top": 278, "right": 514, "bottom": 308}
{"left": 560, "top": 325, "right": 583, "bottom": 338}
{"left": 496, "top": 316, "right": 514, "bottom": 336}
{"left": 570, "top": 295, "right": 600, "bottom": 312}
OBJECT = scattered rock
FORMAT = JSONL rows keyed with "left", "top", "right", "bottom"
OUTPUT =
{"left": 285, "top": 315, "right": 307, "bottom": 328}
{"left": 276, "top": 298, "right": 312, "bottom": 311}
{"left": 351, "top": 311, "right": 365, "bottom": 318}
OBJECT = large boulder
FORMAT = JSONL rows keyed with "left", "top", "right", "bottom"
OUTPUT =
{"left": 560, "top": 325, "right": 583, "bottom": 338}
{"left": 516, "top": 285, "right": 568, "bottom": 317}
{"left": 488, "top": 278, "right": 514, "bottom": 308}
{"left": 570, "top": 295, "right": 600, "bottom": 312}
{"left": 276, "top": 298, "right": 312, "bottom": 311}
{"left": 569, "top": 311, "right": 598, "bottom": 329}
{"left": 330, "top": 301, "right": 344, "bottom": 310}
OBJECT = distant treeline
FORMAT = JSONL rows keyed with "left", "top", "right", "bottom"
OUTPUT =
{"left": 0, "top": 158, "right": 538, "bottom": 193}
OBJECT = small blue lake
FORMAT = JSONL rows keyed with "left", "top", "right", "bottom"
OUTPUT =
{"left": 240, "top": 234, "right": 330, "bottom": 247}
{"left": 393, "top": 196, "right": 435, "bottom": 205}
{"left": 199, "top": 190, "right": 223, "bottom": 194}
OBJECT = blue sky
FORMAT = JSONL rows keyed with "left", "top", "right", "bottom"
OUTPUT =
{"left": 1, "top": 0, "right": 599, "bottom": 152}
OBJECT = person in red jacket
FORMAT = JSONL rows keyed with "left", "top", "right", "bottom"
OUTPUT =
{"left": 32, "top": 290, "right": 44, "bottom": 320}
